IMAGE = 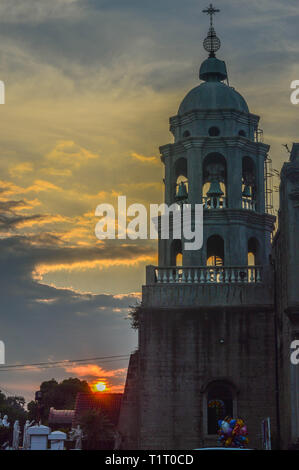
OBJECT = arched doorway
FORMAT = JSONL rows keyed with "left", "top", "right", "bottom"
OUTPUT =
{"left": 205, "top": 381, "right": 236, "bottom": 435}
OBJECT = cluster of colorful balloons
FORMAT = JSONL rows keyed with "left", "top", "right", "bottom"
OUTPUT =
{"left": 218, "top": 417, "right": 249, "bottom": 448}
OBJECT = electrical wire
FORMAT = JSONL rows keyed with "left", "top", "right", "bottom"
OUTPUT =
{"left": 0, "top": 353, "right": 131, "bottom": 372}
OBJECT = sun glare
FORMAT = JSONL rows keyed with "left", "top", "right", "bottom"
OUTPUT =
{"left": 94, "top": 381, "right": 107, "bottom": 392}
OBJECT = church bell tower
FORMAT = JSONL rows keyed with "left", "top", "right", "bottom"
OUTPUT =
{"left": 118, "top": 4, "right": 277, "bottom": 450}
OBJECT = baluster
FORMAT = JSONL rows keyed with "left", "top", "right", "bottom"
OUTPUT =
{"left": 256, "top": 267, "right": 261, "bottom": 283}
{"left": 181, "top": 268, "right": 187, "bottom": 283}
{"left": 193, "top": 268, "right": 198, "bottom": 283}
{"left": 187, "top": 269, "right": 192, "bottom": 283}
{"left": 224, "top": 268, "right": 229, "bottom": 283}
{"left": 231, "top": 269, "right": 235, "bottom": 283}
{"left": 163, "top": 269, "right": 168, "bottom": 283}
{"left": 175, "top": 269, "right": 180, "bottom": 283}
{"left": 200, "top": 268, "right": 205, "bottom": 284}
{"left": 250, "top": 268, "right": 254, "bottom": 283}
{"left": 223, "top": 197, "right": 226, "bottom": 209}
{"left": 207, "top": 269, "right": 211, "bottom": 283}
{"left": 169, "top": 269, "right": 174, "bottom": 283}
{"left": 157, "top": 269, "right": 162, "bottom": 283}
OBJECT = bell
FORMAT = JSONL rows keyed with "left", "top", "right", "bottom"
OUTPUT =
{"left": 175, "top": 181, "right": 188, "bottom": 202}
{"left": 242, "top": 184, "right": 251, "bottom": 198}
{"left": 207, "top": 180, "right": 224, "bottom": 197}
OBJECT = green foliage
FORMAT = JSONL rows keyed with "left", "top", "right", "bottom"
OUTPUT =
{"left": 79, "top": 409, "right": 114, "bottom": 450}
{"left": 27, "top": 377, "right": 90, "bottom": 423}
{"left": 128, "top": 303, "right": 141, "bottom": 329}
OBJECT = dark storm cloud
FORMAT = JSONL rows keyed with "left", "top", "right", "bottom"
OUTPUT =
{"left": 0, "top": 193, "right": 147, "bottom": 374}
{"left": 0, "top": 199, "right": 44, "bottom": 230}
{"left": 0, "top": 233, "right": 139, "bottom": 372}
{"left": 0, "top": 0, "right": 297, "bottom": 100}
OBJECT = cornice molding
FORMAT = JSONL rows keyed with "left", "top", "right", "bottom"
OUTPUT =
{"left": 159, "top": 137, "right": 269, "bottom": 160}
{"left": 169, "top": 109, "right": 260, "bottom": 129}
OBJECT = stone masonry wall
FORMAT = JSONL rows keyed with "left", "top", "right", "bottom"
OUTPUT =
{"left": 138, "top": 307, "right": 277, "bottom": 449}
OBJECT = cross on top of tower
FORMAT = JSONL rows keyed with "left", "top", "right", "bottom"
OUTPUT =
{"left": 202, "top": 3, "right": 220, "bottom": 28}
{"left": 202, "top": 4, "right": 221, "bottom": 57}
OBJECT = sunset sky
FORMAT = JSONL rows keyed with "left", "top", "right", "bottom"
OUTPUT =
{"left": 0, "top": 0, "right": 298, "bottom": 402}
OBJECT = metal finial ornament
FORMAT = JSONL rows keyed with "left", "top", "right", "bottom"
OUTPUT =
{"left": 202, "top": 4, "right": 221, "bottom": 57}
{"left": 203, "top": 3, "right": 220, "bottom": 27}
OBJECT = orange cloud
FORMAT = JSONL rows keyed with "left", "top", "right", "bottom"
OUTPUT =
{"left": 26, "top": 179, "right": 62, "bottom": 193}
{"left": 63, "top": 364, "right": 127, "bottom": 393}
{"left": 131, "top": 152, "right": 159, "bottom": 165}
{"left": 45, "top": 140, "right": 98, "bottom": 172}
{"left": 9, "top": 162, "right": 34, "bottom": 178}
{"left": 33, "top": 254, "right": 155, "bottom": 276}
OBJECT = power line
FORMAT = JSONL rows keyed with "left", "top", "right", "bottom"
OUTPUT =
{"left": 0, "top": 358, "right": 130, "bottom": 373}
{"left": 0, "top": 354, "right": 130, "bottom": 372}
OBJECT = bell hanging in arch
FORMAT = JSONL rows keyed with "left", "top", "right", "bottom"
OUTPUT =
{"left": 242, "top": 184, "right": 251, "bottom": 198}
{"left": 175, "top": 181, "right": 188, "bottom": 202}
{"left": 207, "top": 180, "right": 224, "bottom": 197}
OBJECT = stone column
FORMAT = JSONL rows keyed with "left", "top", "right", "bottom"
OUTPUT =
{"left": 226, "top": 148, "right": 242, "bottom": 209}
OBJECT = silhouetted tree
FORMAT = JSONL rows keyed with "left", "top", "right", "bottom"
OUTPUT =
{"left": 27, "top": 377, "right": 90, "bottom": 423}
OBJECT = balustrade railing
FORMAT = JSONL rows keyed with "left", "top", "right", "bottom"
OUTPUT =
{"left": 203, "top": 196, "right": 227, "bottom": 209}
{"left": 242, "top": 198, "right": 257, "bottom": 211}
{"left": 154, "top": 266, "right": 262, "bottom": 284}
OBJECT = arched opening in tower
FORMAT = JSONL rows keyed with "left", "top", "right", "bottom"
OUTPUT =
{"left": 207, "top": 234, "right": 224, "bottom": 266}
{"left": 242, "top": 156, "right": 256, "bottom": 210}
{"left": 203, "top": 153, "right": 227, "bottom": 209}
{"left": 174, "top": 157, "right": 188, "bottom": 204}
{"left": 248, "top": 237, "right": 259, "bottom": 266}
{"left": 171, "top": 239, "right": 183, "bottom": 267}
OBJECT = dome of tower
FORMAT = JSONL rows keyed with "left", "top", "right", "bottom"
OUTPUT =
{"left": 178, "top": 56, "right": 249, "bottom": 116}
{"left": 178, "top": 81, "right": 249, "bottom": 116}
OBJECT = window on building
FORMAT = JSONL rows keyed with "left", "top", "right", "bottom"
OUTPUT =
{"left": 208, "top": 126, "right": 220, "bottom": 136}
{"left": 207, "top": 382, "right": 234, "bottom": 435}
